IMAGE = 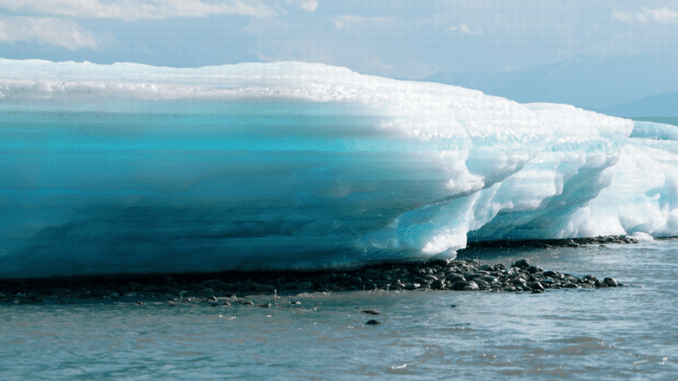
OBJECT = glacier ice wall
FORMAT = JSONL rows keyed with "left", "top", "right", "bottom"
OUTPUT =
{"left": 0, "top": 58, "right": 676, "bottom": 277}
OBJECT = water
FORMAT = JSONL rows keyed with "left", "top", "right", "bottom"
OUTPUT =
{"left": 2, "top": 240, "right": 677, "bottom": 380}
{"left": 631, "top": 117, "right": 678, "bottom": 128}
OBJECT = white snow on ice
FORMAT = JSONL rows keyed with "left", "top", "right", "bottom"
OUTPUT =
{"left": 0, "top": 59, "right": 676, "bottom": 277}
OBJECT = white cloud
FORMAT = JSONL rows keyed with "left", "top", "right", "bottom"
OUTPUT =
{"left": 285, "top": 0, "right": 317, "bottom": 13}
{"left": 0, "top": 0, "right": 275, "bottom": 21}
{"left": 611, "top": 9, "right": 634, "bottom": 23}
{"left": 647, "top": 7, "right": 678, "bottom": 23}
{"left": 612, "top": 7, "right": 678, "bottom": 25}
{"left": 0, "top": 16, "right": 97, "bottom": 50}
{"left": 446, "top": 24, "right": 483, "bottom": 35}
{"left": 331, "top": 15, "right": 396, "bottom": 30}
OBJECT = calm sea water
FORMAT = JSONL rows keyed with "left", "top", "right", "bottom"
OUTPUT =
{"left": 1, "top": 240, "right": 677, "bottom": 380}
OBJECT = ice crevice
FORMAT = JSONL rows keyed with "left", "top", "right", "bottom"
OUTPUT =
{"left": 0, "top": 58, "right": 677, "bottom": 277}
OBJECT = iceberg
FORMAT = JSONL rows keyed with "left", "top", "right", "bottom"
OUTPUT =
{"left": 1, "top": 58, "right": 676, "bottom": 278}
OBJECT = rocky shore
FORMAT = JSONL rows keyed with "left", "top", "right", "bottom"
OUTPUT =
{"left": 462, "top": 235, "right": 638, "bottom": 250}
{"left": 0, "top": 235, "right": 633, "bottom": 306}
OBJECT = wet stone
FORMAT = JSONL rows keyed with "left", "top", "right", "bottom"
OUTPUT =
{"left": 463, "top": 282, "right": 479, "bottom": 291}
{"left": 452, "top": 281, "right": 471, "bottom": 291}
{"left": 526, "top": 266, "right": 543, "bottom": 274}
{"left": 446, "top": 275, "right": 466, "bottom": 283}
{"left": 295, "top": 281, "right": 313, "bottom": 290}
{"left": 480, "top": 276, "right": 499, "bottom": 284}
{"left": 365, "top": 319, "right": 381, "bottom": 325}
{"left": 512, "top": 259, "right": 531, "bottom": 269}
{"left": 530, "top": 281, "right": 545, "bottom": 291}
{"left": 544, "top": 270, "right": 562, "bottom": 279}
{"left": 0, "top": 247, "right": 625, "bottom": 305}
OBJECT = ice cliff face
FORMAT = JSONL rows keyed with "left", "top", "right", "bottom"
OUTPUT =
{"left": 0, "top": 59, "right": 676, "bottom": 277}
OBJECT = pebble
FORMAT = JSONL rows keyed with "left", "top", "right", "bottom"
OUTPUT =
{"left": 361, "top": 309, "right": 381, "bottom": 315}
{"left": 0, "top": 236, "right": 632, "bottom": 305}
{"left": 365, "top": 319, "right": 381, "bottom": 325}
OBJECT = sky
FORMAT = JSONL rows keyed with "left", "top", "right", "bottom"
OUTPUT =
{"left": 1, "top": 0, "right": 678, "bottom": 109}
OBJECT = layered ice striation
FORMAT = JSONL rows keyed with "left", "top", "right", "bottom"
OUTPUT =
{"left": 1, "top": 58, "right": 677, "bottom": 277}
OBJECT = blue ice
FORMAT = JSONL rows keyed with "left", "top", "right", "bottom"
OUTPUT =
{"left": 1, "top": 59, "right": 677, "bottom": 277}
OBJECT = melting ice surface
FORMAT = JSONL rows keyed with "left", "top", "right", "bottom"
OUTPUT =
{"left": 1, "top": 58, "right": 678, "bottom": 278}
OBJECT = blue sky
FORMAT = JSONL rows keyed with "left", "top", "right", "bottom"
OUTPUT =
{"left": 1, "top": 0, "right": 678, "bottom": 108}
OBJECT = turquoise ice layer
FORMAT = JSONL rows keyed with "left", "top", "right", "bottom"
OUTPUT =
{"left": 1, "top": 59, "right": 677, "bottom": 277}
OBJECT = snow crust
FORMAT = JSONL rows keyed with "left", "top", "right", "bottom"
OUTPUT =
{"left": 0, "top": 59, "right": 675, "bottom": 277}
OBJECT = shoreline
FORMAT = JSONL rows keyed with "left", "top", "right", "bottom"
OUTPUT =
{"left": 0, "top": 235, "right": 638, "bottom": 305}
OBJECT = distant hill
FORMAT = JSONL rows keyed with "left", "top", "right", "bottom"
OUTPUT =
{"left": 416, "top": 54, "right": 678, "bottom": 110}
{"left": 593, "top": 92, "right": 678, "bottom": 118}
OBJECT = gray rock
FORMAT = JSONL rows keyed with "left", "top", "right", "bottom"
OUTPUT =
{"left": 603, "top": 277, "right": 618, "bottom": 287}
{"left": 526, "top": 266, "right": 543, "bottom": 274}
{"left": 256, "top": 284, "right": 276, "bottom": 293}
{"left": 198, "top": 287, "right": 215, "bottom": 296}
{"left": 530, "top": 281, "right": 545, "bottom": 291}
{"left": 202, "top": 279, "right": 229, "bottom": 290}
{"left": 297, "top": 282, "right": 315, "bottom": 290}
{"left": 544, "top": 270, "right": 563, "bottom": 279}
{"left": 452, "top": 281, "right": 471, "bottom": 291}
{"left": 446, "top": 275, "right": 466, "bottom": 283}
{"left": 463, "top": 281, "right": 479, "bottom": 291}
{"left": 512, "top": 259, "right": 531, "bottom": 269}
{"left": 480, "top": 275, "right": 499, "bottom": 284}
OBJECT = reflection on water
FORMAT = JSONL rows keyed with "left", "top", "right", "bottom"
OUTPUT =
{"left": 1, "top": 241, "right": 677, "bottom": 380}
